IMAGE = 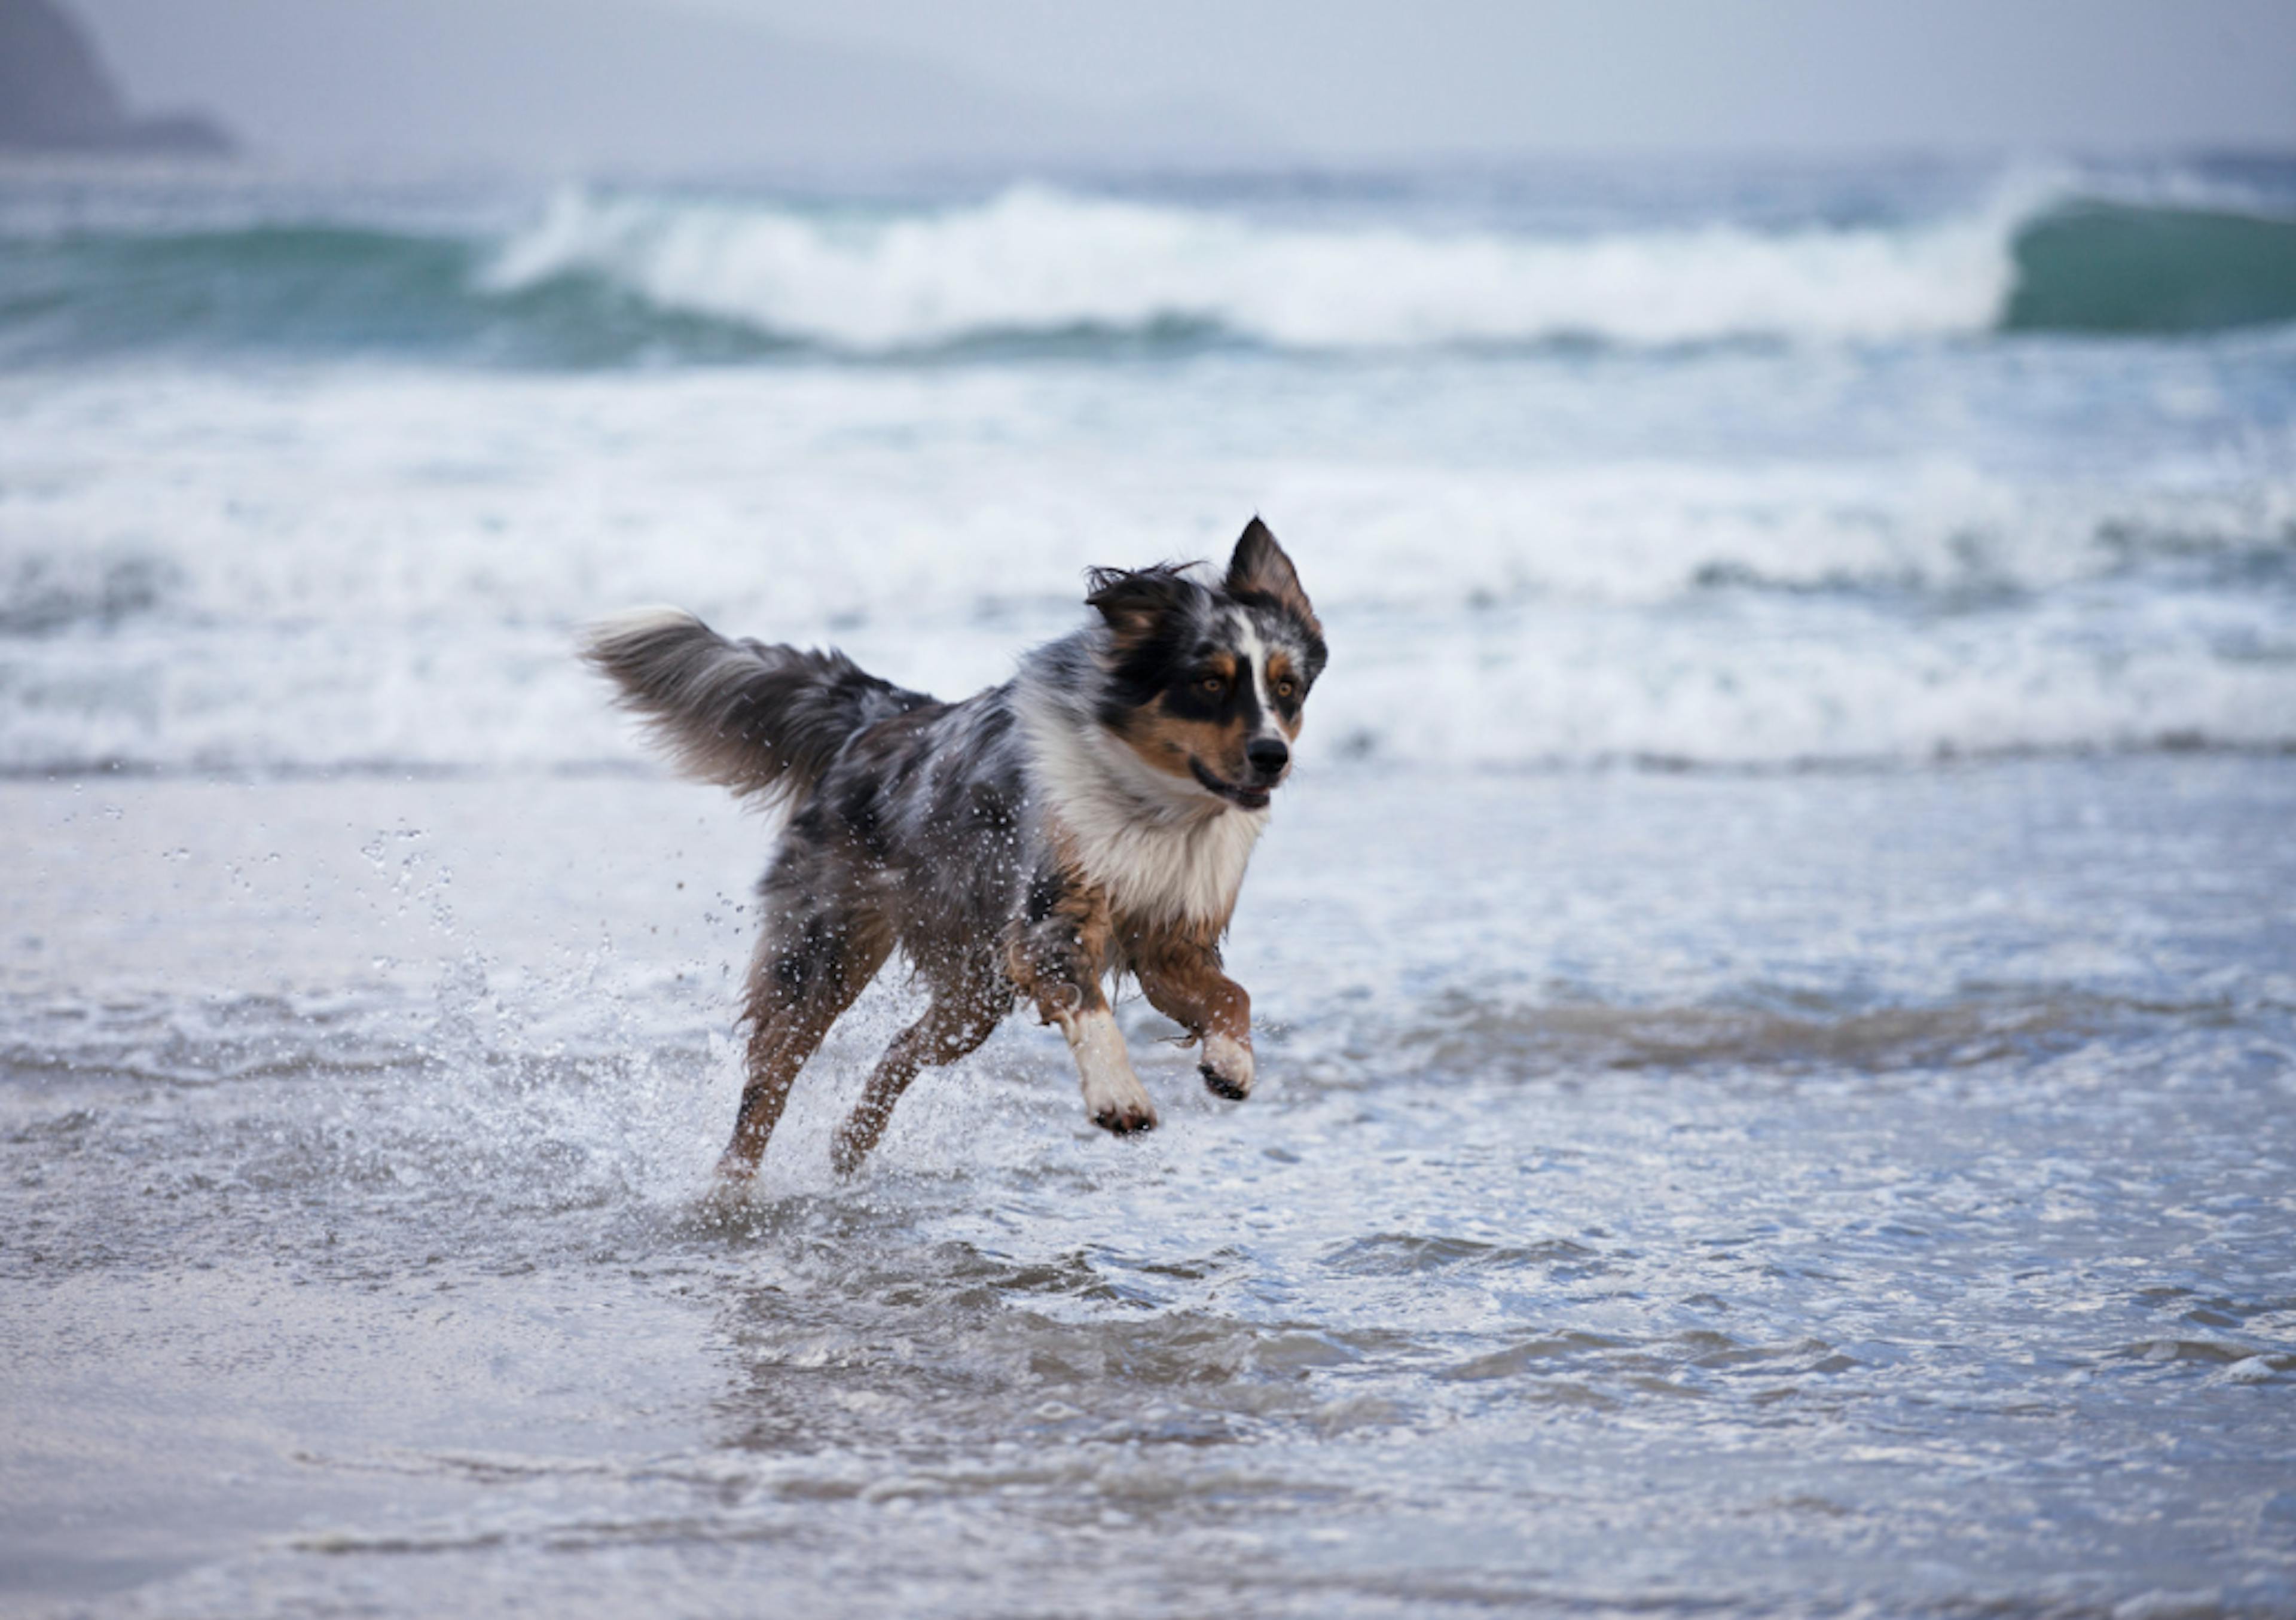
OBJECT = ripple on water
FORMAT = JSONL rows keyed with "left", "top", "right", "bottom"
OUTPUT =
{"left": 6, "top": 764, "right": 2296, "bottom": 1615}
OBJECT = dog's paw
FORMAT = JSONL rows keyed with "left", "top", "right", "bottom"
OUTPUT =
{"left": 1092, "top": 1098, "right": 1159, "bottom": 1135}
{"left": 828, "top": 1131, "right": 868, "bottom": 1179}
{"left": 1198, "top": 1032, "right": 1254, "bottom": 1101}
{"left": 1067, "top": 1007, "right": 1158, "bottom": 1138}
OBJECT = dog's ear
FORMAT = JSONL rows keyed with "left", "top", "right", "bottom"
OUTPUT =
{"left": 1224, "top": 518, "right": 1315, "bottom": 626}
{"left": 1086, "top": 565, "right": 1195, "bottom": 645}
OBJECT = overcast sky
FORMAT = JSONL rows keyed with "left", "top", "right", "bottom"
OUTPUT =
{"left": 699, "top": 0, "right": 2296, "bottom": 155}
{"left": 75, "top": 0, "right": 2296, "bottom": 168}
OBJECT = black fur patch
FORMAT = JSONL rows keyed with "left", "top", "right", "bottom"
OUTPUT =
{"left": 1094, "top": 572, "right": 1213, "bottom": 725}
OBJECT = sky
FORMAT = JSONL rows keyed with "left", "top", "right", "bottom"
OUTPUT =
{"left": 72, "top": 0, "right": 2296, "bottom": 170}
{"left": 705, "top": 0, "right": 2296, "bottom": 155}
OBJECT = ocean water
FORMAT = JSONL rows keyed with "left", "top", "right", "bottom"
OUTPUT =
{"left": 2, "top": 154, "right": 2294, "bottom": 1618}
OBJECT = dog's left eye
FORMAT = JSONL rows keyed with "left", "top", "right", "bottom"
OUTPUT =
{"left": 1274, "top": 678, "right": 1297, "bottom": 700}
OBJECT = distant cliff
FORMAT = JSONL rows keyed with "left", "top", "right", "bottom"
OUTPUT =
{"left": 0, "top": 0, "right": 232, "bottom": 154}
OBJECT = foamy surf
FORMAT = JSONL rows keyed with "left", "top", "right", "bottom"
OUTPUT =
{"left": 5, "top": 164, "right": 2295, "bottom": 367}
{"left": 1, "top": 355, "right": 2292, "bottom": 776}
{"left": 478, "top": 180, "right": 2023, "bottom": 350}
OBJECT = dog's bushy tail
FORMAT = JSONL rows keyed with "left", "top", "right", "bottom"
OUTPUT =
{"left": 582, "top": 608, "right": 932, "bottom": 804}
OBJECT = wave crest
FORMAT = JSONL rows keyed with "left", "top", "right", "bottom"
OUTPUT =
{"left": 7, "top": 176, "right": 2294, "bottom": 364}
{"left": 2007, "top": 200, "right": 2296, "bottom": 334}
{"left": 479, "top": 182, "right": 2022, "bottom": 352}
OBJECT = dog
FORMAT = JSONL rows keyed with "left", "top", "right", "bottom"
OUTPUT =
{"left": 583, "top": 519, "right": 1324, "bottom": 1176}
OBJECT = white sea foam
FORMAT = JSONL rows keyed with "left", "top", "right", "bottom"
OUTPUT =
{"left": 2, "top": 340, "right": 2290, "bottom": 776}
{"left": 480, "top": 182, "right": 2031, "bottom": 351}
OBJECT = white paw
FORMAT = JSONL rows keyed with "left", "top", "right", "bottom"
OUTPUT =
{"left": 1065, "top": 1008, "right": 1159, "bottom": 1136}
{"left": 1198, "top": 1032, "right": 1254, "bottom": 1100}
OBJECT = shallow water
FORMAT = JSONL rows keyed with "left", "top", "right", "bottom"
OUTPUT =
{"left": 6, "top": 759, "right": 2294, "bottom": 1618}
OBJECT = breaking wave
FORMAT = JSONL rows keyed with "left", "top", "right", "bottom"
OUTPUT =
{"left": 2005, "top": 199, "right": 2296, "bottom": 335}
{"left": 5, "top": 179, "right": 2295, "bottom": 365}
{"left": 477, "top": 184, "right": 2019, "bottom": 351}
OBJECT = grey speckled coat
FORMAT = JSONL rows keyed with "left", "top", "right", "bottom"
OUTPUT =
{"left": 584, "top": 520, "right": 1325, "bottom": 1175}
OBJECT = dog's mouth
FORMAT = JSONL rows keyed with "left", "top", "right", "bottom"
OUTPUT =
{"left": 1189, "top": 756, "right": 1274, "bottom": 811}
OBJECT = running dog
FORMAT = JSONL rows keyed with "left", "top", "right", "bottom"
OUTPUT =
{"left": 584, "top": 520, "right": 1324, "bottom": 1175}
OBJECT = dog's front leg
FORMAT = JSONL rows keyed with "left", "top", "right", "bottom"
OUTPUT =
{"left": 1132, "top": 934, "right": 1254, "bottom": 1100}
{"left": 1006, "top": 878, "right": 1156, "bottom": 1135}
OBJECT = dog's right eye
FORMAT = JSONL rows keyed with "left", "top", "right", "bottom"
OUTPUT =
{"left": 1197, "top": 675, "right": 1227, "bottom": 695}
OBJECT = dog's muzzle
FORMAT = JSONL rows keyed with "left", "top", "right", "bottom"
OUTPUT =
{"left": 1190, "top": 756, "right": 1273, "bottom": 810}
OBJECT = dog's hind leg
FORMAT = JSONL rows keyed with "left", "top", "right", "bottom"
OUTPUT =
{"left": 829, "top": 975, "right": 1012, "bottom": 1176}
{"left": 722, "top": 902, "right": 890, "bottom": 1177}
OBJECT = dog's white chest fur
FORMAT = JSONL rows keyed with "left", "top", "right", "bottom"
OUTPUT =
{"left": 1055, "top": 779, "right": 1264, "bottom": 927}
{"left": 1018, "top": 702, "right": 1265, "bottom": 928}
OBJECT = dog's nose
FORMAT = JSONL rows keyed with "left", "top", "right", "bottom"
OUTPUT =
{"left": 1245, "top": 737, "right": 1289, "bottom": 777}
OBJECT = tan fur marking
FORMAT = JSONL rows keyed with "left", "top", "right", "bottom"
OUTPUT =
{"left": 1113, "top": 706, "right": 1259, "bottom": 783}
{"left": 829, "top": 985, "right": 1006, "bottom": 1175}
{"left": 999, "top": 835, "right": 1159, "bottom": 1133}
{"left": 1125, "top": 914, "right": 1255, "bottom": 1099}
{"left": 1003, "top": 837, "right": 1116, "bottom": 1023}
{"left": 1265, "top": 653, "right": 1305, "bottom": 739}
{"left": 723, "top": 917, "right": 893, "bottom": 1174}
{"left": 1125, "top": 915, "right": 1251, "bottom": 1047}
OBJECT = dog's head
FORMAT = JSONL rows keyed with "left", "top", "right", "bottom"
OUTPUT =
{"left": 1085, "top": 519, "right": 1326, "bottom": 811}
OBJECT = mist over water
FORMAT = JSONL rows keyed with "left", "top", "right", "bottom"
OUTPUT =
{"left": 4, "top": 152, "right": 2295, "bottom": 1617}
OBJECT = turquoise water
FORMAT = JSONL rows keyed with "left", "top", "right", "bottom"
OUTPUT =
{"left": 4, "top": 160, "right": 2296, "bottom": 364}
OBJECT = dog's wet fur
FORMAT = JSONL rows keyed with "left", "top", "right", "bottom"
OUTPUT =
{"left": 584, "top": 520, "right": 1324, "bottom": 1174}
